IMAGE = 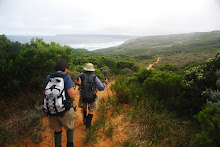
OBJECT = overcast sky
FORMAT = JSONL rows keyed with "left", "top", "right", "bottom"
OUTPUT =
{"left": 0, "top": 0, "right": 220, "bottom": 36}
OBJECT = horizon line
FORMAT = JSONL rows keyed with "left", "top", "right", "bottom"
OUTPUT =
{"left": 2, "top": 30, "right": 220, "bottom": 37}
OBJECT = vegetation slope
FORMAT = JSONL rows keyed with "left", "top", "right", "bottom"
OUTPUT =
{"left": 95, "top": 30, "right": 220, "bottom": 68}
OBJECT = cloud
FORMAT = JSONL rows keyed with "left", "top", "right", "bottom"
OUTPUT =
{"left": 0, "top": 0, "right": 220, "bottom": 35}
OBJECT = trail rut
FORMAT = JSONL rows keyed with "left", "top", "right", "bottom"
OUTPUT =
{"left": 146, "top": 57, "right": 161, "bottom": 70}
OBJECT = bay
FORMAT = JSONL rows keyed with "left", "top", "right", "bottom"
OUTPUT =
{"left": 6, "top": 34, "right": 137, "bottom": 51}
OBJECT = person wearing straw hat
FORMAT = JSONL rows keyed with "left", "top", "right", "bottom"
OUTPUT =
{"left": 78, "top": 63, "right": 108, "bottom": 129}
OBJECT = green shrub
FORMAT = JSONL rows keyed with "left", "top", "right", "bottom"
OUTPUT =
{"left": 142, "top": 70, "right": 183, "bottom": 101}
{"left": 121, "top": 68, "right": 134, "bottom": 77}
{"left": 194, "top": 131, "right": 213, "bottom": 146}
{"left": 112, "top": 68, "right": 188, "bottom": 114}
{"left": 117, "top": 60, "right": 139, "bottom": 72}
{"left": 159, "top": 64, "right": 180, "bottom": 72}
{"left": 111, "top": 76, "right": 131, "bottom": 103}
{"left": 101, "top": 66, "right": 111, "bottom": 78}
{"left": 183, "top": 51, "right": 220, "bottom": 115}
{"left": 193, "top": 106, "right": 220, "bottom": 146}
{"left": 134, "top": 54, "right": 153, "bottom": 60}
{"left": 206, "top": 90, "right": 220, "bottom": 113}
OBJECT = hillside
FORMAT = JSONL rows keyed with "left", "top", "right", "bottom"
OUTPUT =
{"left": 94, "top": 30, "right": 220, "bottom": 67}
{"left": 1, "top": 33, "right": 220, "bottom": 147}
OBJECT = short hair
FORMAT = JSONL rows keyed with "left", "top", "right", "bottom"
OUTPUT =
{"left": 54, "top": 59, "right": 69, "bottom": 72}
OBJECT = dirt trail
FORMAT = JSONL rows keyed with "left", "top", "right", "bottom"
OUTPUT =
{"left": 146, "top": 57, "right": 161, "bottom": 70}
{"left": 25, "top": 81, "right": 129, "bottom": 147}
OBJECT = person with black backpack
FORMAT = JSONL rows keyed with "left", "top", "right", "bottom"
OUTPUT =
{"left": 78, "top": 63, "right": 108, "bottom": 129}
{"left": 43, "top": 59, "right": 81, "bottom": 147}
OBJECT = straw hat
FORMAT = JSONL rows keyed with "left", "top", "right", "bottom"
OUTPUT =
{"left": 83, "top": 63, "right": 95, "bottom": 71}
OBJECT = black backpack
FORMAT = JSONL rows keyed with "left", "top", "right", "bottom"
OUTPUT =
{"left": 81, "top": 73, "right": 96, "bottom": 103}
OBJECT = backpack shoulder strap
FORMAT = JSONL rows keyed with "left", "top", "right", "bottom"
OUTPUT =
{"left": 82, "top": 73, "right": 88, "bottom": 79}
{"left": 50, "top": 73, "right": 66, "bottom": 78}
{"left": 82, "top": 73, "right": 96, "bottom": 83}
{"left": 91, "top": 74, "right": 96, "bottom": 82}
{"left": 88, "top": 74, "right": 96, "bottom": 82}
{"left": 82, "top": 73, "right": 88, "bottom": 84}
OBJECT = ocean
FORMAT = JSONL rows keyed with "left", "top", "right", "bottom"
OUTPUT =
{"left": 6, "top": 35, "right": 137, "bottom": 51}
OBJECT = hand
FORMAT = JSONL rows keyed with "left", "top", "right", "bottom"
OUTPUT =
{"left": 73, "top": 78, "right": 77, "bottom": 83}
{"left": 76, "top": 77, "right": 82, "bottom": 85}
{"left": 104, "top": 79, "right": 108, "bottom": 84}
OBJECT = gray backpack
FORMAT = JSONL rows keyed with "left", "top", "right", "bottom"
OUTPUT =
{"left": 81, "top": 73, "right": 96, "bottom": 103}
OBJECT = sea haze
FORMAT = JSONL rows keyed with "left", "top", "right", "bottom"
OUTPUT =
{"left": 6, "top": 35, "right": 137, "bottom": 51}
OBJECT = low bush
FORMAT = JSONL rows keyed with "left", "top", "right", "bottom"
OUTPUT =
{"left": 0, "top": 103, "right": 45, "bottom": 146}
{"left": 194, "top": 106, "right": 220, "bottom": 146}
{"left": 112, "top": 69, "right": 185, "bottom": 114}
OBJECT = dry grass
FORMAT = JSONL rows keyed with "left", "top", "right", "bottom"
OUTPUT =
{"left": 125, "top": 100, "right": 197, "bottom": 147}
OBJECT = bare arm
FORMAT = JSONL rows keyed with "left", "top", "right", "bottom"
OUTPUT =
{"left": 67, "top": 85, "right": 80, "bottom": 99}
{"left": 67, "top": 77, "right": 82, "bottom": 99}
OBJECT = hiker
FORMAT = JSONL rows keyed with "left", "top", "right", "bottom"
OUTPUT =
{"left": 43, "top": 59, "right": 81, "bottom": 147}
{"left": 78, "top": 63, "right": 108, "bottom": 129}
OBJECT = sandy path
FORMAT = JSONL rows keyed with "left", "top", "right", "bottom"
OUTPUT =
{"left": 25, "top": 81, "right": 129, "bottom": 147}
{"left": 146, "top": 57, "right": 161, "bottom": 70}
{"left": 89, "top": 82, "right": 129, "bottom": 147}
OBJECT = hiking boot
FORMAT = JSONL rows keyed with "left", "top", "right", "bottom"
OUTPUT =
{"left": 67, "top": 142, "right": 74, "bottom": 147}
{"left": 86, "top": 114, "right": 93, "bottom": 130}
{"left": 83, "top": 111, "right": 87, "bottom": 125}
{"left": 83, "top": 116, "right": 87, "bottom": 125}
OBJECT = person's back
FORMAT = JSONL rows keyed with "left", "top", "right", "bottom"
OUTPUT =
{"left": 43, "top": 59, "right": 81, "bottom": 147}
